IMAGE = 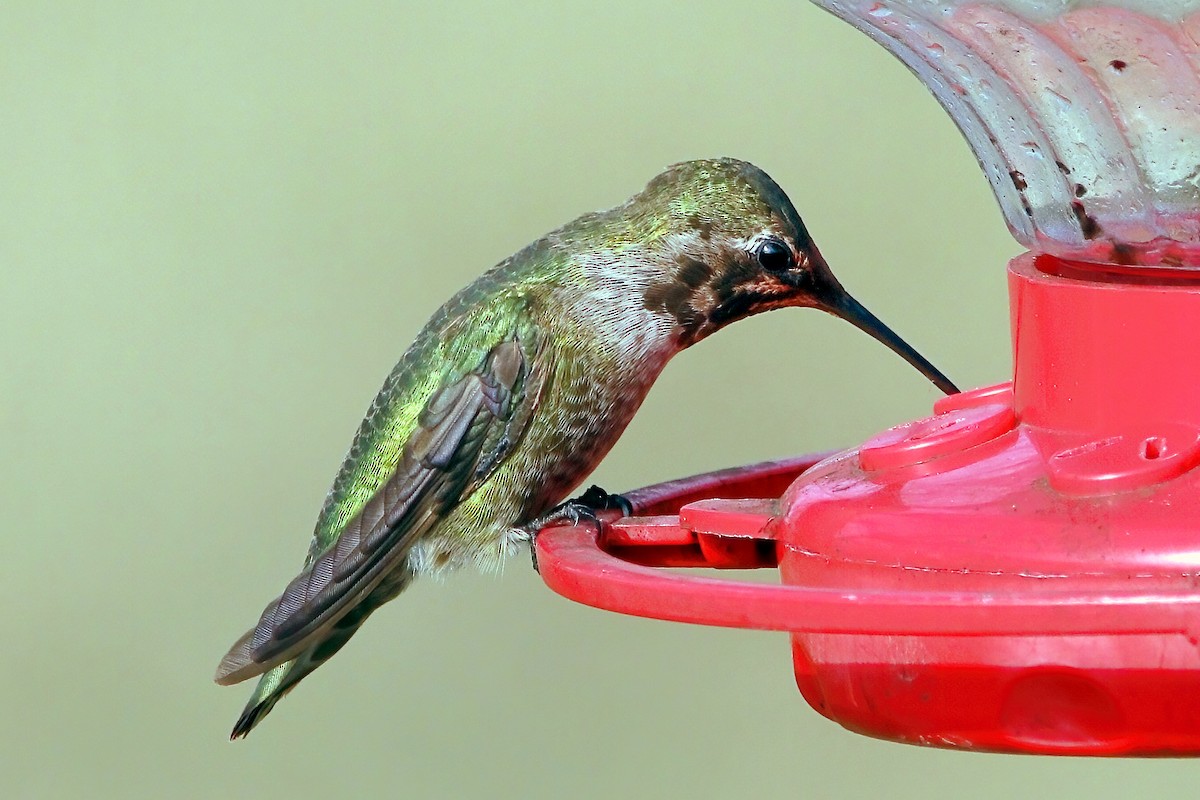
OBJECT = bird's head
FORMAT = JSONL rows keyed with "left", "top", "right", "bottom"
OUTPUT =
{"left": 619, "top": 158, "right": 958, "bottom": 395}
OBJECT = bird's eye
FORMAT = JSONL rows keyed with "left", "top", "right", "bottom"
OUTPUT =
{"left": 755, "top": 239, "right": 794, "bottom": 272}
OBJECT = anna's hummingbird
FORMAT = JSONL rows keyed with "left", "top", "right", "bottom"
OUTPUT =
{"left": 215, "top": 157, "right": 957, "bottom": 737}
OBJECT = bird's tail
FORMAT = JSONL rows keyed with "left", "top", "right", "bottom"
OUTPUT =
{"left": 228, "top": 572, "right": 412, "bottom": 739}
{"left": 230, "top": 660, "right": 298, "bottom": 739}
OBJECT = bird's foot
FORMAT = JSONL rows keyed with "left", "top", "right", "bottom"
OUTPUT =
{"left": 570, "top": 485, "right": 635, "bottom": 517}
{"left": 523, "top": 485, "right": 633, "bottom": 573}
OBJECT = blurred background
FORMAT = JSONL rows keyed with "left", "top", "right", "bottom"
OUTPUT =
{"left": 4, "top": 1, "right": 1191, "bottom": 797}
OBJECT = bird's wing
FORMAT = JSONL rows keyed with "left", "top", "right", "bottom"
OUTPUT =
{"left": 215, "top": 326, "right": 549, "bottom": 686}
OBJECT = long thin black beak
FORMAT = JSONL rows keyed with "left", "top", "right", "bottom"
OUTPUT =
{"left": 824, "top": 290, "right": 960, "bottom": 395}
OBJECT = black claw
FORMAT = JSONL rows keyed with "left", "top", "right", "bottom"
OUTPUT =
{"left": 563, "top": 501, "right": 600, "bottom": 529}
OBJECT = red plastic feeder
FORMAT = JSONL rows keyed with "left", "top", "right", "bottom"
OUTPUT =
{"left": 536, "top": 1, "right": 1200, "bottom": 756}
{"left": 536, "top": 253, "right": 1200, "bottom": 755}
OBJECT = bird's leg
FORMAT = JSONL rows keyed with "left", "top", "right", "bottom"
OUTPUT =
{"left": 522, "top": 485, "right": 633, "bottom": 572}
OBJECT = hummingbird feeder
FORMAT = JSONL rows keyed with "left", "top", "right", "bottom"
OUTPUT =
{"left": 535, "top": 0, "right": 1200, "bottom": 756}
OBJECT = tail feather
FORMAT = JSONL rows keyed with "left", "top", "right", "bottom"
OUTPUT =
{"left": 229, "top": 661, "right": 302, "bottom": 739}
{"left": 226, "top": 575, "right": 410, "bottom": 738}
{"left": 230, "top": 673, "right": 286, "bottom": 739}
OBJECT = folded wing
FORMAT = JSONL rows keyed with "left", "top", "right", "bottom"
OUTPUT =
{"left": 215, "top": 330, "right": 547, "bottom": 685}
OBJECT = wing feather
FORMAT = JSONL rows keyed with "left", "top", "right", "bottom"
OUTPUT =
{"left": 215, "top": 333, "right": 544, "bottom": 686}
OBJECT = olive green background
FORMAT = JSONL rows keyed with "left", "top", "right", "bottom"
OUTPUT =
{"left": 3, "top": 2, "right": 1193, "bottom": 798}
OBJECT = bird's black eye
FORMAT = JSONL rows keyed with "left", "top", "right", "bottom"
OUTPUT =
{"left": 755, "top": 239, "right": 794, "bottom": 272}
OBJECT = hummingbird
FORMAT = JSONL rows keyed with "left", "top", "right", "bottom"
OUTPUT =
{"left": 215, "top": 157, "right": 958, "bottom": 737}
